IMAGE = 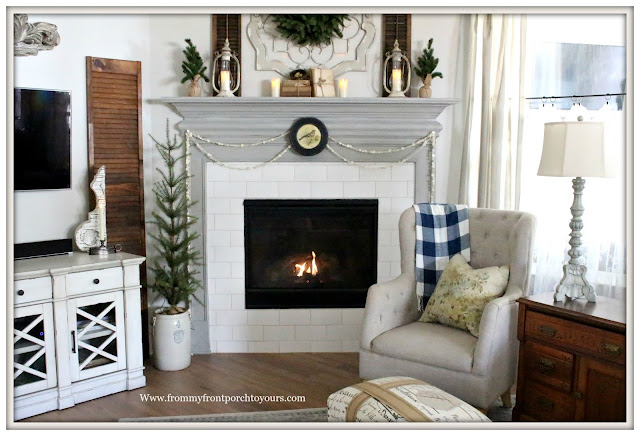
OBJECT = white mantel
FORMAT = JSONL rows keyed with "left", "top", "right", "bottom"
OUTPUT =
{"left": 161, "top": 97, "right": 457, "bottom": 146}
{"left": 160, "top": 96, "right": 457, "bottom": 354}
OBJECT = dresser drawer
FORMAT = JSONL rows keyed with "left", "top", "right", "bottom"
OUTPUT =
{"left": 524, "top": 341, "right": 575, "bottom": 392}
{"left": 66, "top": 267, "right": 123, "bottom": 296}
{"left": 522, "top": 380, "right": 575, "bottom": 422}
{"left": 14, "top": 277, "right": 53, "bottom": 304}
{"left": 525, "top": 311, "right": 625, "bottom": 365}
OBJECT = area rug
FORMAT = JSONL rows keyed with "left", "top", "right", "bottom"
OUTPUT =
{"left": 119, "top": 395, "right": 514, "bottom": 423}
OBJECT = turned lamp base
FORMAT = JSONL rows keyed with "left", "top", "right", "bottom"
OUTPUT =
{"left": 552, "top": 176, "right": 597, "bottom": 303}
{"left": 553, "top": 263, "right": 597, "bottom": 302}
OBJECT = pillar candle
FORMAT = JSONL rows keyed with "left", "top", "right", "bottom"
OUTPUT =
{"left": 271, "top": 78, "right": 281, "bottom": 97}
{"left": 338, "top": 79, "right": 348, "bottom": 98}
{"left": 220, "top": 71, "right": 230, "bottom": 92}
{"left": 392, "top": 69, "right": 402, "bottom": 93}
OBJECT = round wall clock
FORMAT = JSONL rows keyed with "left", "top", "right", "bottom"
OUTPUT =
{"left": 290, "top": 117, "right": 328, "bottom": 156}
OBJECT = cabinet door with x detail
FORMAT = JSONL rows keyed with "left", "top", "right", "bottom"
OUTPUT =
{"left": 67, "top": 291, "right": 127, "bottom": 382}
{"left": 14, "top": 303, "right": 57, "bottom": 396}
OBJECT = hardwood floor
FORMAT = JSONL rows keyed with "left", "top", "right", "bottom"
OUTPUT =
{"left": 21, "top": 353, "right": 360, "bottom": 423}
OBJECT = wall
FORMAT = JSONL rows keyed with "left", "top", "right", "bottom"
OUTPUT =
{"left": 410, "top": 14, "right": 462, "bottom": 202}
{"left": 13, "top": 14, "right": 152, "bottom": 244}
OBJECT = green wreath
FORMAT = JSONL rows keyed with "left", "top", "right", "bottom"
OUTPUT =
{"left": 271, "top": 14, "right": 351, "bottom": 46}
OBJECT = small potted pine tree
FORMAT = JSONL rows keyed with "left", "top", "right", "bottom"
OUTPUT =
{"left": 149, "top": 123, "right": 202, "bottom": 371}
{"left": 414, "top": 38, "right": 443, "bottom": 98}
{"left": 181, "top": 38, "right": 210, "bottom": 97}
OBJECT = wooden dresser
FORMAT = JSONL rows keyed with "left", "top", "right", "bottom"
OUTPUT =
{"left": 512, "top": 293, "right": 626, "bottom": 422}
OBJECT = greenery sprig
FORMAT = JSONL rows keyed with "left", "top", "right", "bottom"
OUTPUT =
{"left": 181, "top": 38, "right": 210, "bottom": 84}
{"left": 414, "top": 38, "right": 443, "bottom": 80}
{"left": 272, "top": 14, "right": 351, "bottom": 46}
{"left": 148, "top": 122, "right": 202, "bottom": 314}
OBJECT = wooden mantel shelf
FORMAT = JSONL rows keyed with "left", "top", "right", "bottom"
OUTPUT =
{"left": 160, "top": 97, "right": 458, "bottom": 146}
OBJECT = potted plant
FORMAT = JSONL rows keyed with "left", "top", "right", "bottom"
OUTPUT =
{"left": 414, "top": 38, "right": 443, "bottom": 98}
{"left": 181, "top": 38, "right": 210, "bottom": 96}
{"left": 149, "top": 123, "right": 202, "bottom": 371}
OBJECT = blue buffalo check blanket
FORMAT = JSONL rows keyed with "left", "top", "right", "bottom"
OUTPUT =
{"left": 413, "top": 203, "right": 471, "bottom": 311}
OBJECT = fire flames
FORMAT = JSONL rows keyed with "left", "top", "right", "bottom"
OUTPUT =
{"left": 295, "top": 251, "right": 319, "bottom": 277}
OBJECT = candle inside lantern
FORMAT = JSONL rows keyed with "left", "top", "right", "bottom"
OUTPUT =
{"left": 391, "top": 69, "right": 402, "bottom": 93}
{"left": 98, "top": 203, "right": 106, "bottom": 241}
{"left": 338, "top": 78, "right": 348, "bottom": 98}
{"left": 271, "top": 78, "right": 281, "bottom": 97}
{"left": 220, "top": 70, "right": 231, "bottom": 92}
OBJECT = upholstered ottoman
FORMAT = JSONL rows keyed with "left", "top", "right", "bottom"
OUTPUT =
{"left": 327, "top": 376, "right": 490, "bottom": 422}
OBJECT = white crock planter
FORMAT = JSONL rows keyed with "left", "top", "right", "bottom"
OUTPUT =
{"left": 152, "top": 308, "right": 191, "bottom": 371}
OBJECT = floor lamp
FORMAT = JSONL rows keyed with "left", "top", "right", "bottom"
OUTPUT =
{"left": 537, "top": 120, "right": 610, "bottom": 303}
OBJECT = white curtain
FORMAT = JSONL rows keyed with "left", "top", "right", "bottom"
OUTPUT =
{"left": 458, "top": 14, "right": 529, "bottom": 210}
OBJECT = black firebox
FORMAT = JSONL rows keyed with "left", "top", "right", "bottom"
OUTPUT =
{"left": 244, "top": 199, "right": 378, "bottom": 309}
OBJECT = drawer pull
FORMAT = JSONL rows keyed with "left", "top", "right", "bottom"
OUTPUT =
{"left": 536, "top": 397, "right": 554, "bottom": 411}
{"left": 93, "top": 278, "right": 100, "bottom": 284}
{"left": 538, "top": 325, "right": 557, "bottom": 337}
{"left": 573, "top": 391, "right": 584, "bottom": 399}
{"left": 537, "top": 358, "right": 555, "bottom": 373}
{"left": 602, "top": 343, "right": 622, "bottom": 356}
{"left": 17, "top": 290, "right": 25, "bottom": 296}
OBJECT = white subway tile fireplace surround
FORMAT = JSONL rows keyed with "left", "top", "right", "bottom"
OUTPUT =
{"left": 205, "top": 161, "right": 415, "bottom": 353}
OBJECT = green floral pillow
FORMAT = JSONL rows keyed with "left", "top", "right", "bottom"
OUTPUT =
{"left": 418, "top": 253, "right": 509, "bottom": 337}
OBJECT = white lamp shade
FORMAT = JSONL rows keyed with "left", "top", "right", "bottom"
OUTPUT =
{"left": 537, "top": 122, "right": 611, "bottom": 177}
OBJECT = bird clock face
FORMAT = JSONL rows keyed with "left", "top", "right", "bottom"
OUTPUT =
{"left": 290, "top": 117, "right": 328, "bottom": 156}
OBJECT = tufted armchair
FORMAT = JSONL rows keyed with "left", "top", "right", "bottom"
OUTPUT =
{"left": 360, "top": 207, "right": 536, "bottom": 410}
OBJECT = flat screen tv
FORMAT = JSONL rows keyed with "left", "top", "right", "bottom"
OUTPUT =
{"left": 14, "top": 88, "right": 71, "bottom": 190}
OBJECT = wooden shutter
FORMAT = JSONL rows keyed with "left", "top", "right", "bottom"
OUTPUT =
{"left": 86, "top": 56, "right": 148, "bottom": 357}
{"left": 212, "top": 14, "right": 242, "bottom": 96}
{"left": 382, "top": 14, "right": 412, "bottom": 97}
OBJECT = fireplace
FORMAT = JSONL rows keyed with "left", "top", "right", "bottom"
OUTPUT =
{"left": 244, "top": 199, "right": 378, "bottom": 309}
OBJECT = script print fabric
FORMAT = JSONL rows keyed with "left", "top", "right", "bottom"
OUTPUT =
{"left": 327, "top": 376, "right": 490, "bottom": 422}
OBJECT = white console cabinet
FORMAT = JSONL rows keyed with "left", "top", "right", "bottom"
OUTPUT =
{"left": 13, "top": 252, "right": 146, "bottom": 420}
